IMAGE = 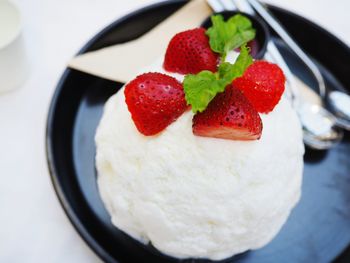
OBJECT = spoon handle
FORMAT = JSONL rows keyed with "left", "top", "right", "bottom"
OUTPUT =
{"left": 247, "top": 0, "right": 326, "bottom": 98}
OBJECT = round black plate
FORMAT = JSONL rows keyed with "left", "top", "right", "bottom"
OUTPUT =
{"left": 46, "top": 1, "right": 350, "bottom": 262}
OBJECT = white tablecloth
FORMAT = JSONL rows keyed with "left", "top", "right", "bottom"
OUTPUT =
{"left": 0, "top": 0, "right": 349, "bottom": 262}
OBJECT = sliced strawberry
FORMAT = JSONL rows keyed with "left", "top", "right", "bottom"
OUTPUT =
{"left": 193, "top": 85, "right": 262, "bottom": 140}
{"left": 124, "top": 72, "right": 187, "bottom": 136}
{"left": 163, "top": 28, "right": 219, "bottom": 74}
{"left": 233, "top": 60, "right": 285, "bottom": 113}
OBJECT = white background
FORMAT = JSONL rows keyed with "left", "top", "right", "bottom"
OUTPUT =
{"left": 0, "top": 0, "right": 349, "bottom": 262}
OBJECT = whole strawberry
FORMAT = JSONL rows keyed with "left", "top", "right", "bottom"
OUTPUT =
{"left": 124, "top": 72, "right": 187, "bottom": 136}
{"left": 233, "top": 61, "right": 285, "bottom": 113}
{"left": 193, "top": 85, "right": 262, "bottom": 140}
{"left": 163, "top": 28, "right": 219, "bottom": 74}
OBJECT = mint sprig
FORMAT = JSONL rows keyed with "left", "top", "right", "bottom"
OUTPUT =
{"left": 184, "top": 45, "right": 253, "bottom": 113}
{"left": 218, "top": 44, "right": 253, "bottom": 83}
{"left": 206, "top": 14, "right": 255, "bottom": 61}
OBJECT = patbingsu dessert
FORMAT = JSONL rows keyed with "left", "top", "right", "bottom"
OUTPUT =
{"left": 95, "top": 15, "right": 304, "bottom": 260}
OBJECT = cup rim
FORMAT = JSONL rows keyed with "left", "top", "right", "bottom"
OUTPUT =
{"left": 0, "top": 0, "right": 22, "bottom": 50}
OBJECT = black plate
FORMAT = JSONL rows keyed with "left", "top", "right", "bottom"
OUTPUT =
{"left": 46, "top": 1, "right": 350, "bottom": 262}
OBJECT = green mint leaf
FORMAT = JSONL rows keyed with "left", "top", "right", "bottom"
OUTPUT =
{"left": 226, "top": 15, "right": 256, "bottom": 52}
{"left": 219, "top": 44, "right": 253, "bottom": 83}
{"left": 183, "top": 71, "right": 226, "bottom": 113}
{"left": 183, "top": 45, "right": 253, "bottom": 113}
{"left": 206, "top": 14, "right": 256, "bottom": 60}
{"left": 206, "top": 15, "right": 236, "bottom": 57}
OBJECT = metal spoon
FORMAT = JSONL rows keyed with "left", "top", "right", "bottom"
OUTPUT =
{"left": 264, "top": 50, "right": 344, "bottom": 149}
{"left": 297, "top": 102, "right": 343, "bottom": 149}
{"left": 327, "top": 91, "right": 350, "bottom": 129}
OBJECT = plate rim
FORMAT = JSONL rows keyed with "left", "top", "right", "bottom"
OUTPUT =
{"left": 45, "top": 1, "right": 350, "bottom": 262}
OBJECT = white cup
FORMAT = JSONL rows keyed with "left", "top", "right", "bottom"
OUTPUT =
{"left": 0, "top": 0, "right": 28, "bottom": 93}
